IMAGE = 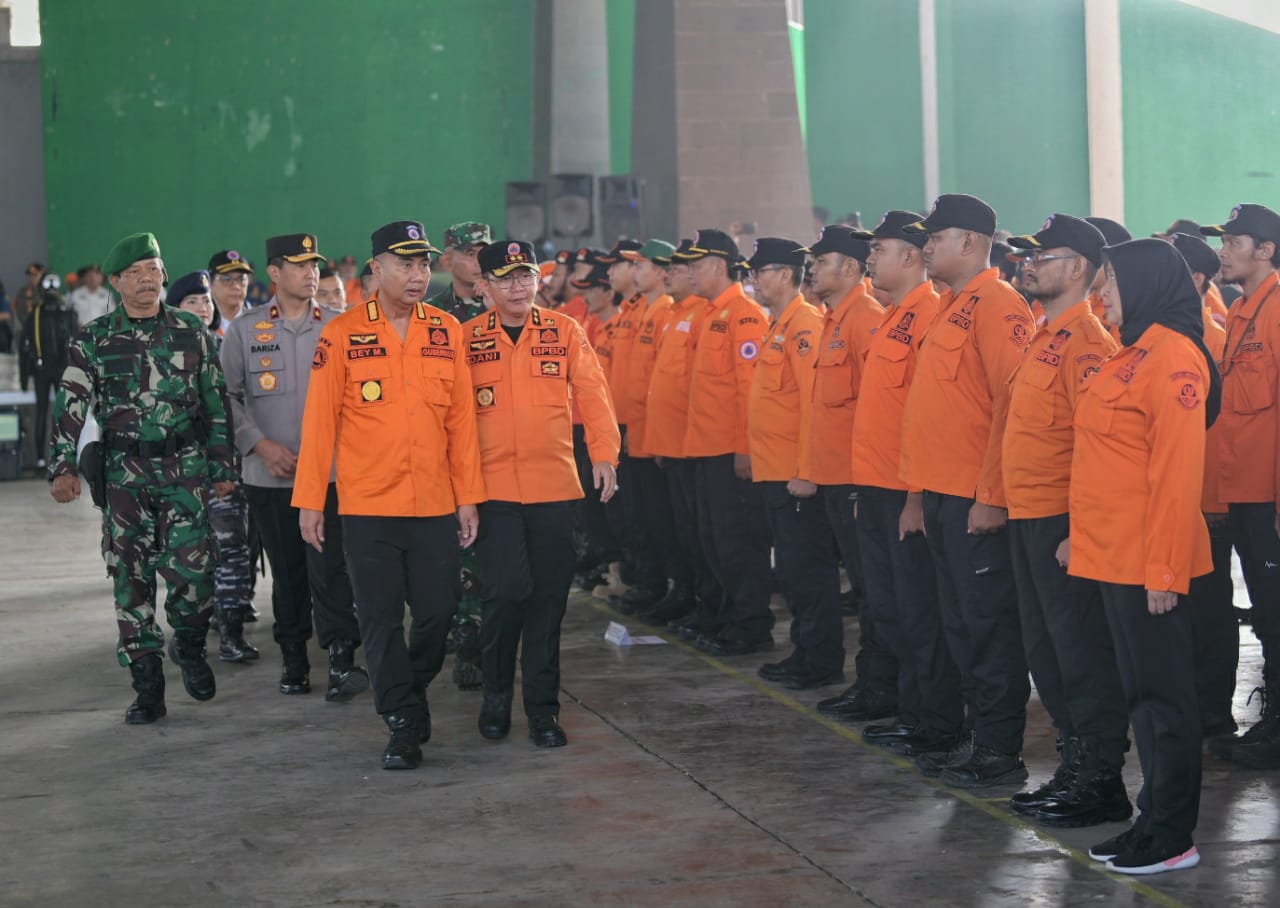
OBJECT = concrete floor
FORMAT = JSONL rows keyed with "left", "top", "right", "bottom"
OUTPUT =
{"left": 1, "top": 477, "right": 1277, "bottom": 908}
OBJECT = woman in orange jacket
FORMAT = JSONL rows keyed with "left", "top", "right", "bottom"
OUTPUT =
{"left": 1069, "top": 238, "right": 1221, "bottom": 875}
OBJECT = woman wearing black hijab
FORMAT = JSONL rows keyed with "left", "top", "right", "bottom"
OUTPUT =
{"left": 1067, "top": 238, "right": 1220, "bottom": 875}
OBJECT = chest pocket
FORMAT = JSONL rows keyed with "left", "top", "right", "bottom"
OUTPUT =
{"left": 166, "top": 331, "right": 202, "bottom": 375}
{"left": 1074, "top": 373, "right": 1126, "bottom": 435}
{"left": 350, "top": 360, "right": 392, "bottom": 405}
{"left": 529, "top": 356, "right": 568, "bottom": 406}
{"left": 756, "top": 343, "right": 787, "bottom": 391}
{"left": 816, "top": 340, "right": 853, "bottom": 406}
{"left": 249, "top": 346, "right": 286, "bottom": 397}
{"left": 1011, "top": 363, "right": 1059, "bottom": 428}
{"left": 98, "top": 337, "right": 144, "bottom": 399}
{"left": 695, "top": 326, "right": 731, "bottom": 375}
{"left": 1227, "top": 358, "right": 1276, "bottom": 415}
{"left": 872, "top": 337, "right": 910, "bottom": 389}
{"left": 419, "top": 356, "right": 454, "bottom": 407}
{"left": 928, "top": 327, "right": 967, "bottom": 381}
{"left": 662, "top": 325, "right": 692, "bottom": 375}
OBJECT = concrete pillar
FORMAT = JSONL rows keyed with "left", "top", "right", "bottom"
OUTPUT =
{"left": 0, "top": 7, "right": 47, "bottom": 290}
{"left": 1084, "top": 0, "right": 1125, "bottom": 222}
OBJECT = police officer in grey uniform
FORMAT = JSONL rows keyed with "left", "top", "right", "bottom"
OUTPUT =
{"left": 222, "top": 233, "right": 368, "bottom": 701}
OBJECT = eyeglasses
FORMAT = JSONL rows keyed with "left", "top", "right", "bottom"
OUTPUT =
{"left": 750, "top": 266, "right": 790, "bottom": 278}
{"left": 1020, "top": 252, "right": 1080, "bottom": 267}
{"left": 215, "top": 273, "right": 250, "bottom": 283}
{"left": 488, "top": 271, "right": 538, "bottom": 290}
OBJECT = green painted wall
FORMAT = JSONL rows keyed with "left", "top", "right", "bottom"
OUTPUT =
{"left": 934, "top": 0, "right": 1090, "bottom": 235}
{"left": 605, "top": 0, "right": 635, "bottom": 174}
{"left": 40, "top": 1, "right": 534, "bottom": 275}
{"left": 1120, "top": 0, "right": 1280, "bottom": 235}
{"left": 804, "top": 0, "right": 924, "bottom": 226}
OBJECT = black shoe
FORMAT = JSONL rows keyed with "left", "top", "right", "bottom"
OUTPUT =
{"left": 451, "top": 622, "right": 483, "bottom": 691}
{"left": 1088, "top": 823, "right": 1147, "bottom": 862}
{"left": 705, "top": 632, "right": 775, "bottom": 658}
{"left": 840, "top": 586, "right": 861, "bottom": 616}
{"left": 673, "top": 614, "right": 720, "bottom": 642}
{"left": 636, "top": 585, "right": 695, "bottom": 625}
{"left": 758, "top": 651, "right": 805, "bottom": 682}
{"left": 242, "top": 605, "right": 259, "bottom": 623}
{"left": 1209, "top": 684, "right": 1280, "bottom": 762}
{"left": 168, "top": 633, "right": 216, "bottom": 702}
{"left": 1200, "top": 714, "right": 1237, "bottom": 739}
{"left": 419, "top": 709, "right": 433, "bottom": 744}
{"left": 479, "top": 691, "right": 513, "bottom": 740}
{"left": 217, "top": 610, "right": 260, "bottom": 663}
{"left": 1030, "top": 767, "right": 1133, "bottom": 828}
{"left": 529, "top": 714, "right": 568, "bottom": 748}
{"left": 915, "top": 730, "right": 976, "bottom": 777}
{"left": 1011, "top": 736, "right": 1081, "bottom": 812}
{"left": 125, "top": 653, "right": 167, "bottom": 724}
{"left": 614, "top": 586, "right": 664, "bottom": 615}
{"left": 862, "top": 722, "right": 916, "bottom": 746}
{"left": 325, "top": 640, "right": 369, "bottom": 702}
{"left": 1106, "top": 834, "right": 1200, "bottom": 875}
{"left": 776, "top": 667, "right": 845, "bottom": 691}
{"left": 382, "top": 713, "right": 423, "bottom": 770}
{"left": 940, "top": 745, "right": 1028, "bottom": 788}
{"left": 279, "top": 642, "right": 311, "bottom": 695}
{"left": 887, "top": 727, "right": 959, "bottom": 757}
{"left": 816, "top": 684, "right": 898, "bottom": 721}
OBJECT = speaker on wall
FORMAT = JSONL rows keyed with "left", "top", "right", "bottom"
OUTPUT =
{"left": 550, "top": 173, "right": 594, "bottom": 238}
{"left": 599, "top": 175, "right": 645, "bottom": 246}
{"left": 504, "top": 182, "right": 546, "bottom": 244}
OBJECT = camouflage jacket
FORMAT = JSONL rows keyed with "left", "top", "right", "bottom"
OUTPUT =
{"left": 429, "top": 286, "right": 488, "bottom": 324}
{"left": 48, "top": 304, "right": 236, "bottom": 482}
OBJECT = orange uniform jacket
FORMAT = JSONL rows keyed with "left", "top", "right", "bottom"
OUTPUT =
{"left": 1202, "top": 311, "right": 1228, "bottom": 513}
{"left": 572, "top": 311, "right": 612, "bottom": 427}
{"left": 900, "top": 268, "right": 1032, "bottom": 506}
{"left": 1069, "top": 323, "right": 1212, "bottom": 594}
{"left": 999, "top": 300, "right": 1117, "bottom": 519}
{"left": 1214, "top": 270, "right": 1280, "bottom": 508}
{"left": 683, "top": 284, "right": 768, "bottom": 458}
{"left": 462, "top": 305, "right": 620, "bottom": 503}
{"left": 608, "top": 294, "right": 646, "bottom": 425}
{"left": 851, "top": 281, "right": 941, "bottom": 491}
{"left": 559, "top": 295, "right": 589, "bottom": 326}
{"left": 293, "top": 296, "right": 485, "bottom": 516}
{"left": 623, "top": 294, "right": 676, "bottom": 458}
{"left": 1205, "top": 283, "right": 1229, "bottom": 328}
{"left": 748, "top": 295, "right": 823, "bottom": 481}
{"left": 345, "top": 278, "right": 365, "bottom": 308}
{"left": 808, "top": 284, "right": 884, "bottom": 485}
{"left": 644, "top": 294, "right": 711, "bottom": 458}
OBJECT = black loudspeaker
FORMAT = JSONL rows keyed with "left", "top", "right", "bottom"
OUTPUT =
{"left": 550, "top": 173, "right": 594, "bottom": 238}
{"left": 599, "top": 176, "right": 645, "bottom": 246}
{"left": 504, "top": 182, "right": 546, "bottom": 244}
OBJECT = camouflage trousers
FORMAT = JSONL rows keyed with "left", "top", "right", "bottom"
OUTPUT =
{"left": 458, "top": 545, "right": 481, "bottom": 625}
{"left": 102, "top": 451, "right": 214, "bottom": 666}
{"left": 207, "top": 484, "right": 253, "bottom": 617}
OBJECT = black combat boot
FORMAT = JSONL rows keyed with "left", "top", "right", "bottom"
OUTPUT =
{"left": 1231, "top": 682, "right": 1280, "bottom": 770}
{"left": 325, "top": 640, "right": 369, "bottom": 702}
{"left": 1030, "top": 738, "right": 1133, "bottom": 827}
{"left": 637, "top": 581, "right": 696, "bottom": 625}
{"left": 382, "top": 713, "right": 423, "bottom": 770}
{"left": 452, "top": 622, "right": 483, "bottom": 691}
{"left": 217, "top": 609, "right": 260, "bottom": 663}
{"left": 1011, "top": 736, "right": 1081, "bottom": 813}
{"left": 168, "top": 632, "right": 216, "bottom": 701}
{"left": 125, "top": 653, "right": 167, "bottom": 724}
{"left": 279, "top": 641, "right": 311, "bottom": 695}
{"left": 479, "top": 690, "right": 513, "bottom": 740}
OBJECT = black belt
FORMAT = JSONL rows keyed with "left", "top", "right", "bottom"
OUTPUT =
{"left": 102, "top": 428, "right": 199, "bottom": 459}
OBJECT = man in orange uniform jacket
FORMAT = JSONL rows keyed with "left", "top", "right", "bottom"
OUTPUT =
{"left": 641, "top": 239, "right": 719, "bottom": 627}
{"left": 899, "top": 194, "right": 1034, "bottom": 788}
{"left": 293, "top": 220, "right": 486, "bottom": 771}
{"left": 744, "top": 237, "right": 837, "bottom": 689}
{"left": 1084, "top": 217, "right": 1131, "bottom": 342}
{"left": 792, "top": 226, "right": 897, "bottom": 713}
{"left": 1170, "top": 232, "right": 1238, "bottom": 743}
{"left": 614, "top": 239, "right": 686, "bottom": 613}
{"left": 999, "top": 215, "right": 1130, "bottom": 827}
{"left": 463, "top": 240, "right": 620, "bottom": 749}
{"left": 1200, "top": 204, "right": 1280, "bottom": 769}
{"left": 847, "top": 212, "right": 961, "bottom": 757}
{"left": 676, "top": 229, "right": 772, "bottom": 656}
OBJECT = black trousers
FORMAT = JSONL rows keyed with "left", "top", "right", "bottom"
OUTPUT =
{"left": 761, "top": 481, "right": 843, "bottom": 673}
{"left": 824, "top": 485, "right": 895, "bottom": 687}
{"left": 34, "top": 369, "right": 61, "bottom": 463}
{"left": 573, "top": 424, "right": 621, "bottom": 563}
{"left": 245, "top": 483, "right": 358, "bottom": 648}
{"left": 667, "top": 457, "right": 724, "bottom": 608}
{"left": 1229, "top": 502, "right": 1280, "bottom": 682}
{"left": 635, "top": 457, "right": 691, "bottom": 588}
{"left": 694, "top": 454, "right": 773, "bottom": 639}
{"left": 856, "top": 485, "right": 961, "bottom": 733}
{"left": 1101, "top": 583, "right": 1201, "bottom": 843}
{"left": 475, "top": 500, "right": 577, "bottom": 717}
{"left": 1191, "top": 520, "right": 1239, "bottom": 725}
{"left": 923, "top": 490, "right": 1029, "bottom": 754}
{"left": 342, "top": 513, "right": 458, "bottom": 719}
{"left": 1009, "top": 514, "right": 1128, "bottom": 765}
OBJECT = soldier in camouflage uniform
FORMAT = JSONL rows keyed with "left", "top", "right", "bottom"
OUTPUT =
{"left": 430, "top": 221, "right": 493, "bottom": 690}
{"left": 167, "top": 270, "right": 259, "bottom": 663}
{"left": 49, "top": 233, "right": 237, "bottom": 724}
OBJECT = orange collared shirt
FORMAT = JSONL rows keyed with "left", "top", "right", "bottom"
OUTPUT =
{"left": 1202, "top": 311, "right": 1228, "bottom": 513}
{"left": 623, "top": 293, "right": 676, "bottom": 458}
{"left": 1205, "top": 283, "right": 1229, "bottom": 328}
{"left": 808, "top": 284, "right": 885, "bottom": 486}
{"left": 644, "top": 294, "right": 711, "bottom": 458}
{"left": 607, "top": 293, "right": 646, "bottom": 425}
{"left": 1214, "top": 270, "right": 1280, "bottom": 507}
{"left": 293, "top": 295, "right": 485, "bottom": 517}
{"left": 559, "top": 295, "right": 590, "bottom": 326}
{"left": 683, "top": 283, "right": 768, "bottom": 458}
{"left": 1069, "top": 324, "right": 1212, "bottom": 594}
{"left": 1000, "top": 300, "right": 1117, "bottom": 519}
{"left": 900, "top": 268, "right": 1032, "bottom": 506}
{"left": 748, "top": 295, "right": 823, "bottom": 481}
{"left": 851, "top": 280, "right": 941, "bottom": 491}
{"left": 462, "top": 305, "right": 620, "bottom": 504}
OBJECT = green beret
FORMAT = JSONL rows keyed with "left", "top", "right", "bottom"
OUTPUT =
{"left": 102, "top": 232, "right": 162, "bottom": 277}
